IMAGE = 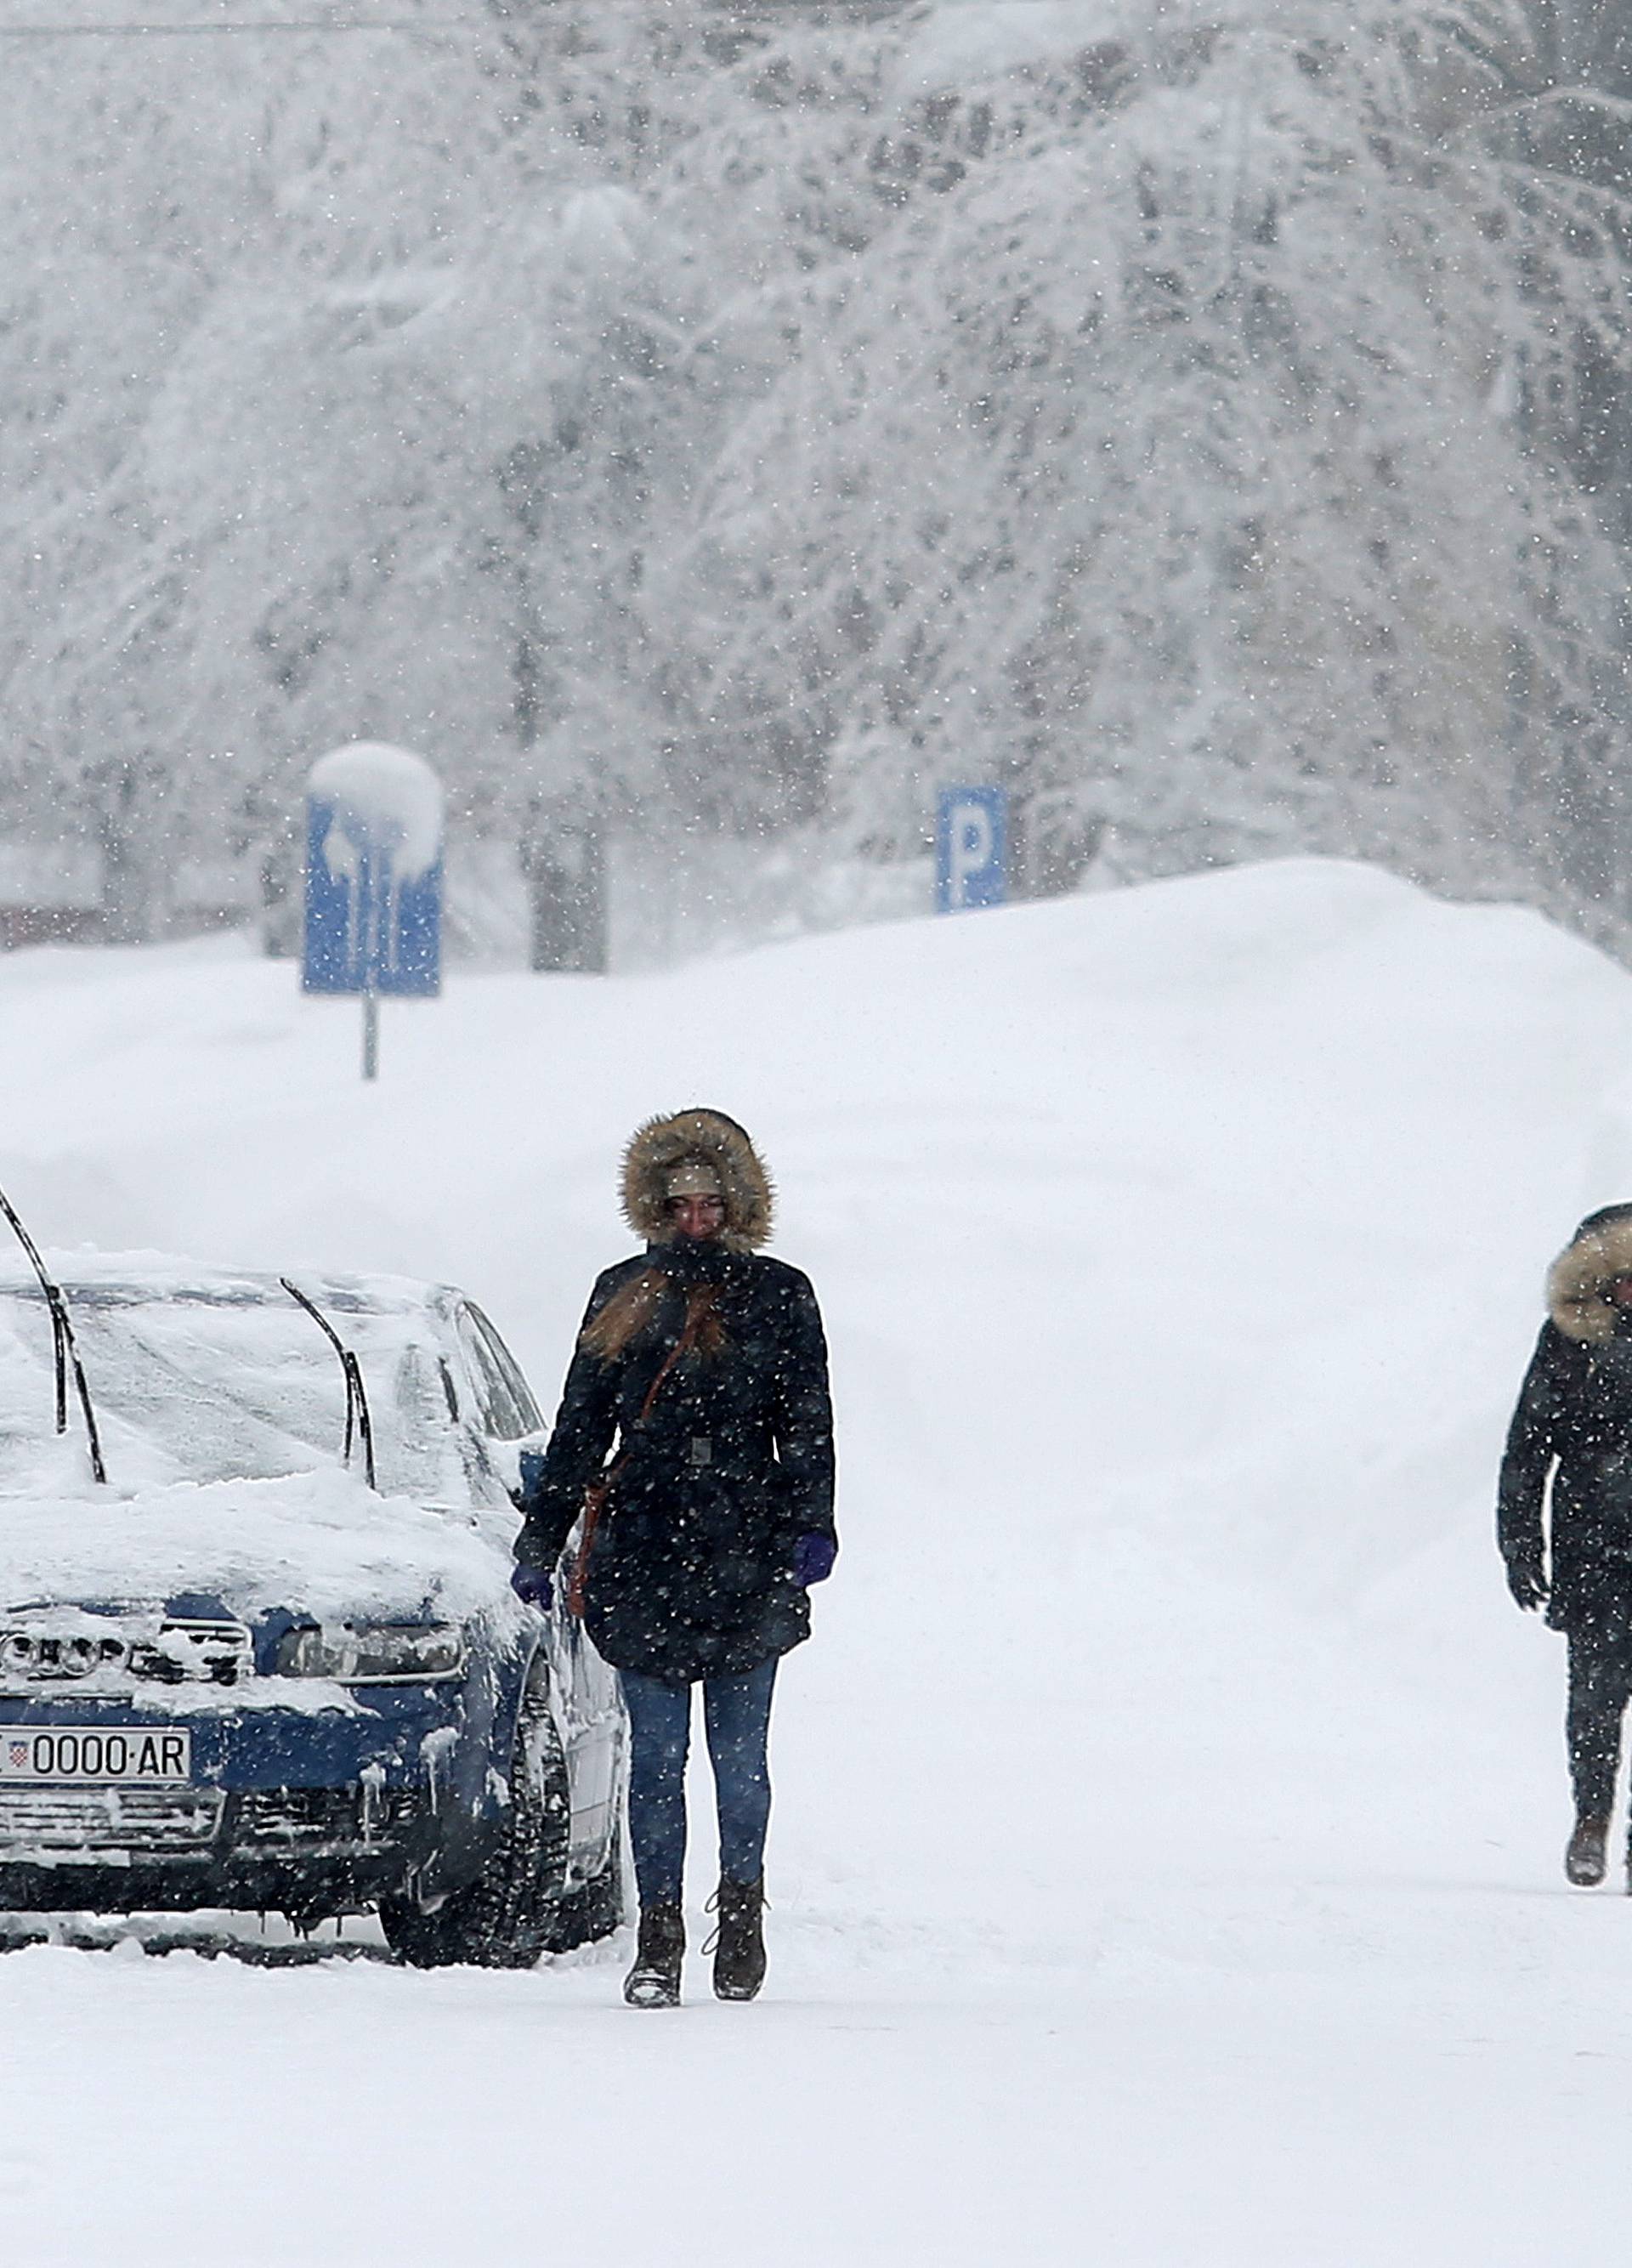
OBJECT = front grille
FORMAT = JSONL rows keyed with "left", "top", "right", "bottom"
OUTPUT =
{"left": 234, "top": 1784, "right": 422, "bottom": 1849}
{"left": 0, "top": 1617, "right": 252, "bottom": 1688}
{"left": 235, "top": 1787, "right": 358, "bottom": 1846}
{"left": 128, "top": 1620, "right": 252, "bottom": 1686}
{"left": 0, "top": 1784, "right": 224, "bottom": 1858}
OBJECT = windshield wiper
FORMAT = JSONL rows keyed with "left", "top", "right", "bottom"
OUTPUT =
{"left": 0, "top": 1184, "right": 107, "bottom": 1485}
{"left": 280, "top": 1279, "right": 377, "bottom": 1490}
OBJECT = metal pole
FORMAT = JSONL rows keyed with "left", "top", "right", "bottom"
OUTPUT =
{"left": 361, "top": 837, "right": 381, "bottom": 1080}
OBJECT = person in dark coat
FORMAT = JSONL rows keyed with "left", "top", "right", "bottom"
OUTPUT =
{"left": 512, "top": 1108, "right": 836, "bottom": 2006}
{"left": 1499, "top": 1202, "right": 1632, "bottom": 1888}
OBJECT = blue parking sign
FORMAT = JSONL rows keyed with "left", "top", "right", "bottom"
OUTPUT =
{"left": 303, "top": 744, "right": 443, "bottom": 999}
{"left": 937, "top": 786, "right": 1007, "bottom": 912}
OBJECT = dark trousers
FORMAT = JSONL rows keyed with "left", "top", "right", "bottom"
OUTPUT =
{"left": 620, "top": 1659, "right": 778, "bottom": 1908}
{"left": 1567, "top": 1624, "right": 1632, "bottom": 1822}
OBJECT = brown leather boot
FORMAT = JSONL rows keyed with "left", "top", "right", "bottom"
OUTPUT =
{"left": 708, "top": 1876, "right": 767, "bottom": 2002}
{"left": 624, "top": 1902, "right": 684, "bottom": 2008}
{"left": 1567, "top": 1815, "right": 1608, "bottom": 1886}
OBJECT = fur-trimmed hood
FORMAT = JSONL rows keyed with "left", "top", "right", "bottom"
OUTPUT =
{"left": 620, "top": 1108, "right": 774, "bottom": 1252}
{"left": 1548, "top": 1205, "right": 1632, "bottom": 1342}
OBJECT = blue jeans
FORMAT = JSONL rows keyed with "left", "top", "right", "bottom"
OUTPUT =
{"left": 620, "top": 1660, "right": 778, "bottom": 1908}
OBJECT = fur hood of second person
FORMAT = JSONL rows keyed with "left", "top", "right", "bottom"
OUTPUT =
{"left": 1548, "top": 1206, "right": 1632, "bottom": 1344}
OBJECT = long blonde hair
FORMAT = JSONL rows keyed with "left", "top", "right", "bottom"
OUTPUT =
{"left": 580, "top": 1271, "right": 728, "bottom": 1364}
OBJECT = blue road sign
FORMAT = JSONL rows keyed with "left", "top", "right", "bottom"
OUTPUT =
{"left": 303, "top": 745, "right": 443, "bottom": 1000}
{"left": 937, "top": 785, "right": 1008, "bottom": 912}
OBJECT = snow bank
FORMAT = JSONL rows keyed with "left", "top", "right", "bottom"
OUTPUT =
{"left": 3, "top": 854, "right": 1632, "bottom": 2263}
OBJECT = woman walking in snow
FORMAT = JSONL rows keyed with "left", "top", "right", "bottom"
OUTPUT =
{"left": 1500, "top": 1202, "right": 1632, "bottom": 1888}
{"left": 512, "top": 1108, "right": 836, "bottom": 2006}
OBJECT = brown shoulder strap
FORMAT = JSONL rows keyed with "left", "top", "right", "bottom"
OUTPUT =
{"left": 567, "top": 1284, "right": 719, "bottom": 1614}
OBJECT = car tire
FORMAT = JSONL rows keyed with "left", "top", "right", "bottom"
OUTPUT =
{"left": 543, "top": 1825, "right": 628, "bottom": 1953}
{"left": 378, "top": 1652, "right": 570, "bottom": 1970}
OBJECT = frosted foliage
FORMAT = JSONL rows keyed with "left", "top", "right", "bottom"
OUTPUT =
{"left": 649, "top": 1, "right": 1632, "bottom": 910}
{"left": 0, "top": 1, "right": 1628, "bottom": 941}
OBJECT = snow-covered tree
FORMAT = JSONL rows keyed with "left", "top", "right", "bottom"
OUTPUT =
{"left": 3, "top": 0, "right": 1631, "bottom": 950}
{"left": 633, "top": 1, "right": 1632, "bottom": 924}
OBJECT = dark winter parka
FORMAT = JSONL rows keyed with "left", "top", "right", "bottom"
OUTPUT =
{"left": 1499, "top": 1205, "right": 1632, "bottom": 1630}
{"left": 514, "top": 1110, "right": 836, "bottom": 1685}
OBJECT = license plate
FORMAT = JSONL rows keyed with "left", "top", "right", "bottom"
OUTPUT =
{"left": 0, "top": 1728, "right": 192, "bottom": 1783}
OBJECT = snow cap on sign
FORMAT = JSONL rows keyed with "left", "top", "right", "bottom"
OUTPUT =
{"left": 308, "top": 742, "right": 443, "bottom": 885}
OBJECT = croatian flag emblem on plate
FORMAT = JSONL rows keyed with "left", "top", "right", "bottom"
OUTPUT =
{"left": 8, "top": 1743, "right": 27, "bottom": 1770}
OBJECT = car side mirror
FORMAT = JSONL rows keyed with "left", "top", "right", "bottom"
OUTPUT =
{"left": 485, "top": 1429, "right": 549, "bottom": 1500}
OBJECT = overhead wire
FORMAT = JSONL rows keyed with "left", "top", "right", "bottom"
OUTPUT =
{"left": 0, "top": 15, "right": 473, "bottom": 31}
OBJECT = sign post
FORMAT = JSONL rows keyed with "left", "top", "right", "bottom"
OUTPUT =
{"left": 936, "top": 786, "right": 1008, "bottom": 913}
{"left": 303, "top": 742, "right": 443, "bottom": 1080}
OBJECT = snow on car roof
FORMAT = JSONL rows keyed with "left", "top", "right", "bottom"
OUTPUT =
{"left": 0, "top": 1252, "right": 467, "bottom": 1495}
{"left": 0, "top": 1251, "right": 522, "bottom": 1635}
{"left": 7, "top": 1250, "right": 451, "bottom": 1313}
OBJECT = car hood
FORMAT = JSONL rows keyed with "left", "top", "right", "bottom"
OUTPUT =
{"left": 0, "top": 1461, "right": 519, "bottom": 1632}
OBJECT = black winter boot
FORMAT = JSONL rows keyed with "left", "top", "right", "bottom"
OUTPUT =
{"left": 1567, "top": 1815, "right": 1609, "bottom": 1887}
{"left": 709, "top": 1876, "right": 767, "bottom": 2002}
{"left": 624, "top": 1902, "right": 685, "bottom": 2008}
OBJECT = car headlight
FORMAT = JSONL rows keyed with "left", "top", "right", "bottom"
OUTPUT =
{"left": 275, "top": 1622, "right": 467, "bottom": 1682}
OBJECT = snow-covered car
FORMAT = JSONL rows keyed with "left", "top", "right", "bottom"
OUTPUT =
{"left": 0, "top": 1255, "right": 626, "bottom": 1966}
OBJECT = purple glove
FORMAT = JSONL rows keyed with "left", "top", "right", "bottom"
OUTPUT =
{"left": 511, "top": 1562, "right": 553, "bottom": 1611}
{"left": 790, "top": 1533, "right": 836, "bottom": 1587}
{"left": 1505, "top": 1555, "right": 1547, "bottom": 1613}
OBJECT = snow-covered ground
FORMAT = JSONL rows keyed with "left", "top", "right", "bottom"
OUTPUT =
{"left": 3, "top": 855, "right": 1631, "bottom": 2265}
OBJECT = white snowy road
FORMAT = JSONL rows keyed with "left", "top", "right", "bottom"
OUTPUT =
{"left": 4, "top": 858, "right": 1632, "bottom": 2264}
{"left": 14, "top": 1853, "right": 1632, "bottom": 2264}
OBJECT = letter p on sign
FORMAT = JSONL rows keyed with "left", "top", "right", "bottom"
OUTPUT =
{"left": 937, "top": 786, "right": 1007, "bottom": 912}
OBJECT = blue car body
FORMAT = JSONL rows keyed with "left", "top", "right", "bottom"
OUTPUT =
{"left": 0, "top": 1262, "right": 625, "bottom": 1952}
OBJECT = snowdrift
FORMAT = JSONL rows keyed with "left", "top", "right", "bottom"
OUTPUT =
{"left": 6, "top": 855, "right": 1632, "bottom": 2265}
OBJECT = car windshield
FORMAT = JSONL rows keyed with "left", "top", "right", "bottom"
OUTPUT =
{"left": 0, "top": 1276, "right": 474, "bottom": 1502}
